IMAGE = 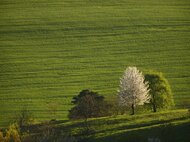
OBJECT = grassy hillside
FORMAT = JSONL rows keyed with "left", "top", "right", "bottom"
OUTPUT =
{"left": 25, "top": 109, "right": 190, "bottom": 142}
{"left": 0, "top": 0, "right": 190, "bottom": 126}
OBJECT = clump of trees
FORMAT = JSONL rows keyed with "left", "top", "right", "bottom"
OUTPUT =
{"left": 68, "top": 89, "right": 114, "bottom": 131}
{"left": 69, "top": 67, "right": 175, "bottom": 119}
{"left": 117, "top": 67, "right": 174, "bottom": 114}
{"left": 69, "top": 89, "right": 113, "bottom": 120}
{"left": 1, "top": 67, "right": 175, "bottom": 141}
{"left": 118, "top": 67, "right": 150, "bottom": 115}
{"left": 145, "top": 71, "right": 174, "bottom": 112}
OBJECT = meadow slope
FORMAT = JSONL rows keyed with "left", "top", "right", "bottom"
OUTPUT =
{"left": 24, "top": 109, "right": 190, "bottom": 142}
{"left": 0, "top": 0, "right": 190, "bottom": 126}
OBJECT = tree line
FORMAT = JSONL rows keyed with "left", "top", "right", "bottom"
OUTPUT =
{"left": 68, "top": 67, "right": 174, "bottom": 130}
{"left": 0, "top": 66, "right": 174, "bottom": 142}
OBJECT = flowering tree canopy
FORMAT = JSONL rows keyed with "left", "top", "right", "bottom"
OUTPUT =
{"left": 118, "top": 67, "right": 150, "bottom": 114}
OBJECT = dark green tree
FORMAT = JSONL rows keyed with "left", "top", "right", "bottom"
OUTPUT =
{"left": 69, "top": 89, "right": 114, "bottom": 131}
{"left": 145, "top": 72, "right": 174, "bottom": 112}
{"left": 69, "top": 89, "right": 106, "bottom": 120}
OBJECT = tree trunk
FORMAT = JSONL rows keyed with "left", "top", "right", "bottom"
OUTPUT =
{"left": 152, "top": 94, "right": 157, "bottom": 112}
{"left": 131, "top": 104, "right": 135, "bottom": 115}
{"left": 153, "top": 103, "right": 157, "bottom": 112}
{"left": 84, "top": 117, "right": 89, "bottom": 131}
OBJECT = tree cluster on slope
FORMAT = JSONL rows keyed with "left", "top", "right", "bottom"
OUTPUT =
{"left": 69, "top": 89, "right": 113, "bottom": 120}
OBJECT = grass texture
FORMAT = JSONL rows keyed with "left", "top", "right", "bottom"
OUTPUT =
{"left": 0, "top": 0, "right": 190, "bottom": 126}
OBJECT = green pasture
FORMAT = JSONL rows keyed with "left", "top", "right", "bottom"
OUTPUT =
{"left": 27, "top": 109, "right": 190, "bottom": 142}
{"left": 0, "top": 0, "right": 190, "bottom": 126}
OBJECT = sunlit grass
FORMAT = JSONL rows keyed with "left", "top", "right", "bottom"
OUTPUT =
{"left": 0, "top": 0, "right": 190, "bottom": 126}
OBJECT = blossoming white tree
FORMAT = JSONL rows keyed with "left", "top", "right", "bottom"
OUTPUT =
{"left": 118, "top": 67, "right": 150, "bottom": 115}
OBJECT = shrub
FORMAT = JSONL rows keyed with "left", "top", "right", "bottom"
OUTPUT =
{"left": 4, "top": 124, "right": 21, "bottom": 142}
{"left": 15, "top": 107, "right": 34, "bottom": 133}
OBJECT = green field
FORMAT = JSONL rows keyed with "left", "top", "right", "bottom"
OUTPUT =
{"left": 0, "top": 0, "right": 190, "bottom": 126}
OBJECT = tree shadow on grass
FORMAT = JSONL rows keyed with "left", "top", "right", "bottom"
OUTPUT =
{"left": 94, "top": 116, "right": 189, "bottom": 135}
{"left": 88, "top": 121, "right": 190, "bottom": 142}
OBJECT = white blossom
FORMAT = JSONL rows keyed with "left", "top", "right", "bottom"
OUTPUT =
{"left": 118, "top": 67, "right": 150, "bottom": 107}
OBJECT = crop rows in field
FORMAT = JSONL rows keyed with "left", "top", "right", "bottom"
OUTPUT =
{"left": 0, "top": 0, "right": 190, "bottom": 126}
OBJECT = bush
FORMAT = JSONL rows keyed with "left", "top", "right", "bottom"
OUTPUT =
{"left": 15, "top": 107, "right": 34, "bottom": 134}
{"left": 1, "top": 124, "right": 21, "bottom": 142}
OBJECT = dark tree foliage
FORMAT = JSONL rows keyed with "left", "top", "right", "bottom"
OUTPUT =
{"left": 71, "top": 89, "right": 104, "bottom": 105}
{"left": 68, "top": 89, "right": 112, "bottom": 120}
{"left": 145, "top": 72, "right": 174, "bottom": 112}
